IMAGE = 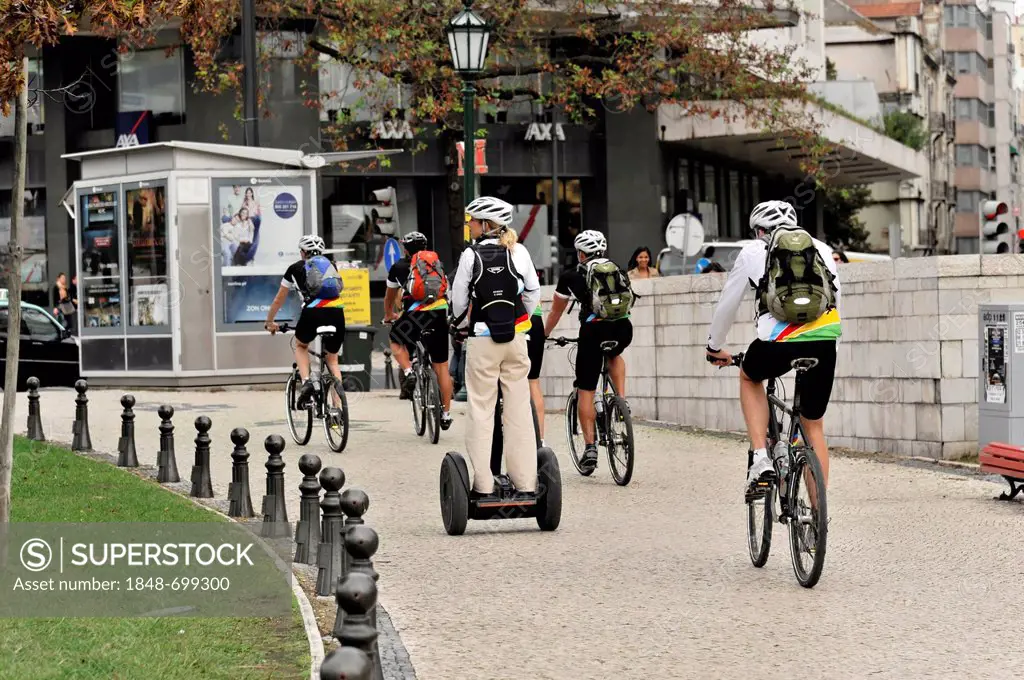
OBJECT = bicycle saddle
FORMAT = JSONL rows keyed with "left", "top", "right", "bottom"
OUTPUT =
{"left": 790, "top": 358, "right": 819, "bottom": 371}
{"left": 599, "top": 340, "right": 620, "bottom": 352}
{"left": 316, "top": 325, "right": 338, "bottom": 335}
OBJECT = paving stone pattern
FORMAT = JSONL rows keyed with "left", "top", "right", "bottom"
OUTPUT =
{"left": 8, "top": 387, "right": 1024, "bottom": 679}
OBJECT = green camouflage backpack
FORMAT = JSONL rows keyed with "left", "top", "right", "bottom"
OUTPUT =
{"left": 756, "top": 227, "right": 837, "bottom": 324}
{"left": 584, "top": 258, "right": 634, "bottom": 320}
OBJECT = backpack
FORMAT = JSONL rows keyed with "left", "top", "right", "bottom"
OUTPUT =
{"left": 407, "top": 251, "right": 448, "bottom": 303}
{"left": 756, "top": 227, "right": 837, "bottom": 324}
{"left": 467, "top": 243, "right": 525, "bottom": 343}
{"left": 303, "top": 255, "right": 343, "bottom": 300}
{"left": 583, "top": 258, "right": 634, "bottom": 320}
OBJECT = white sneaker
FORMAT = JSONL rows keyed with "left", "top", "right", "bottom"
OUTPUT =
{"left": 746, "top": 450, "right": 775, "bottom": 486}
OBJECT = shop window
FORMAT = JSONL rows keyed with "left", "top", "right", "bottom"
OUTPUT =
{"left": 79, "top": 190, "right": 122, "bottom": 329}
{"left": 125, "top": 184, "right": 170, "bottom": 329}
{"left": 118, "top": 49, "right": 186, "bottom": 118}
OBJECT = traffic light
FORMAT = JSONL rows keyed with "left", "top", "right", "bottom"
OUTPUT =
{"left": 980, "top": 200, "right": 1010, "bottom": 254}
{"left": 1018, "top": 229, "right": 1024, "bottom": 253}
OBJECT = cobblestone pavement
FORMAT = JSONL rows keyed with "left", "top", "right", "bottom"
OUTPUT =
{"left": 10, "top": 386, "right": 1024, "bottom": 679}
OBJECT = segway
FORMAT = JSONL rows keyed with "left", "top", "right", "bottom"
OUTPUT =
{"left": 439, "top": 388, "right": 561, "bottom": 535}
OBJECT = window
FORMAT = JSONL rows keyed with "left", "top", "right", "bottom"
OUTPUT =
{"left": 0, "top": 308, "right": 7, "bottom": 334}
{"left": 118, "top": 49, "right": 185, "bottom": 116}
{"left": 956, "top": 189, "right": 988, "bottom": 213}
{"left": 947, "top": 52, "right": 990, "bottom": 81}
{"left": 23, "top": 308, "right": 59, "bottom": 342}
{"left": 955, "top": 144, "right": 989, "bottom": 167}
{"left": 944, "top": 4, "right": 987, "bottom": 32}
{"left": 954, "top": 98, "right": 996, "bottom": 128}
{"left": 988, "top": 103, "right": 995, "bottom": 127}
{"left": 318, "top": 61, "right": 413, "bottom": 123}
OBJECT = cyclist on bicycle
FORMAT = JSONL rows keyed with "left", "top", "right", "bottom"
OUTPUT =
{"left": 265, "top": 234, "right": 346, "bottom": 407}
{"left": 705, "top": 200, "right": 841, "bottom": 494}
{"left": 543, "top": 230, "right": 634, "bottom": 473}
{"left": 384, "top": 231, "right": 454, "bottom": 430}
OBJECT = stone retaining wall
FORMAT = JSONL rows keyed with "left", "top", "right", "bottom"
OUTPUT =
{"left": 540, "top": 254, "right": 1024, "bottom": 459}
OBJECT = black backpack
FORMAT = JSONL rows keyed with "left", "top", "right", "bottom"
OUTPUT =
{"left": 466, "top": 243, "right": 526, "bottom": 344}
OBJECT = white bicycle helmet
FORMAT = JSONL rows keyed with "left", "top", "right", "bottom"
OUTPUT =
{"left": 749, "top": 200, "right": 797, "bottom": 234}
{"left": 298, "top": 234, "right": 326, "bottom": 255}
{"left": 574, "top": 230, "right": 607, "bottom": 256}
{"left": 465, "top": 196, "right": 514, "bottom": 228}
{"left": 401, "top": 231, "right": 427, "bottom": 247}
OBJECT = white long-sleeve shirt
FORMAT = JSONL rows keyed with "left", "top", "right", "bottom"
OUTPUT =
{"left": 706, "top": 237, "right": 842, "bottom": 350}
{"left": 451, "top": 239, "right": 541, "bottom": 334}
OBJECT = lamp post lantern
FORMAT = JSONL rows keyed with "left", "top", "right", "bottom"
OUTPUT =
{"left": 447, "top": 0, "right": 492, "bottom": 216}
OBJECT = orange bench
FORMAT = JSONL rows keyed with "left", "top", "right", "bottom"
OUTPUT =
{"left": 979, "top": 442, "right": 1024, "bottom": 501}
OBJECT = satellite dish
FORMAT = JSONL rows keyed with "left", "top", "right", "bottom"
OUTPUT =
{"left": 665, "top": 214, "right": 705, "bottom": 257}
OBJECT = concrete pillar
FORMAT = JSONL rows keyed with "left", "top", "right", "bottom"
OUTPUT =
{"left": 603, "top": 107, "right": 663, "bottom": 264}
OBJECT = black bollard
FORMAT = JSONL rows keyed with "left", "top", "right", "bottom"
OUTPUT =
{"left": 333, "top": 572, "right": 384, "bottom": 680}
{"left": 337, "top": 524, "right": 379, "bottom": 634}
{"left": 156, "top": 405, "right": 180, "bottom": 483}
{"left": 227, "top": 428, "right": 255, "bottom": 518}
{"left": 316, "top": 467, "right": 346, "bottom": 597}
{"left": 383, "top": 349, "right": 395, "bottom": 389}
{"left": 294, "top": 454, "right": 323, "bottom": 564}
{"left": 71, "top": 379, "right": 93, "bottom": 452}
{"left": 25, "top": 377, "right": 45, "bottom": 441}
{"left": 260, "top": 434, "right": 289, "bottom": 537}
{"left": 339, "top": 488, "right": 369, "bottom": 580}
{"left": 116, "top": 394, "right": 139, "bottom": 467}
{"left": 190, "top": 416, "right": 214, "bottom": 498}
{"left": 320, "top": 646, "right": 373, "bottom": 680}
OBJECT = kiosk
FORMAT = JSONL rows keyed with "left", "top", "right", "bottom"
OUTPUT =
{"left": 62, "top": 141, "right": 397, "bottom": 387}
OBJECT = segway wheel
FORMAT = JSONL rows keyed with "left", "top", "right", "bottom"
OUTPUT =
{"left": 440, "top": 453, "right": 470, "bottom": 536}
{"left": 535, "top": 447, "right": 562, "bottom": 532}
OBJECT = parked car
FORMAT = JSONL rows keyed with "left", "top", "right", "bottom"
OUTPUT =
{"left": 656, "top": 240, "right": 759, "bottom": 276}
{"left": 0, "top": 297, "right": 80, "bottom": 390}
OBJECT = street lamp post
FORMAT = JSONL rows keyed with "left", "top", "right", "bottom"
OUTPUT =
{"left": 447, "top": 0, "right": 492, "bottom": 212}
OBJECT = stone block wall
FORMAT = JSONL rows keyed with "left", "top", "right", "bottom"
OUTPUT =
{"left": 539, "top": 254, "right": 1024, "bottom": 460}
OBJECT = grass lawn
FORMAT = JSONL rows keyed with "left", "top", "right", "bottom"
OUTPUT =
{"left": 0, "top": 438, "right": 311, "bottom": 680}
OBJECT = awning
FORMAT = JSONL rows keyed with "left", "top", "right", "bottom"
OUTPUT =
{"left": 658, "top": 100, "right": 928, "bottom": 185}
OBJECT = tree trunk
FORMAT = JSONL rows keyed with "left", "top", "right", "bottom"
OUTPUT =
{"left": 0, "top": 53, "right": 29, "bottom": 525}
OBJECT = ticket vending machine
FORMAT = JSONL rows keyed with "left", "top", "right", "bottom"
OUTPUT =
{"left": 978, "top": 303, "right": 1024, "bottom": 449}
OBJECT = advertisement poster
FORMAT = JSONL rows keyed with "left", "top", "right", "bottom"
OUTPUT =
{"left": 126, "top": 184, "right": 169, "bottom": 327}
{"left": 83, "top": 280, "right": 121, "bottom": 328}
{"left": 337, "top": 266, "right": 371, "bottom": 326}
{"left": 81, "top": 191, "right": 120, "bottom": 281}
{"left": 216, "top": 180, "right": 304, "bottom": 324}
{"left": 984, "top": 323, "right": 1007, "bottom": 404}
{"left": 1014, "top": 312, "right": 1024, "bottom": 353}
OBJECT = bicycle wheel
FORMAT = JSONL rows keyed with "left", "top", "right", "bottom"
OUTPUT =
{"left": 747, "top": 484, "right": 773, "bottom": 568}
{"left": 322, "top": 376, "right": 349, "bottom": 453}
{"left": 605, "top": 396, "right": 635, "bottom": 486}
{"left": 412, "top": 365, "right": 426, "bottom": 437}
{"left": 787, "top": 447, "right": 828, "bottom": 588}
{"left": 564, "top": 391, "right": 592, "bottom": 476}
{"left": 426, "top": 370, "right": 441, "bottom": 445}
{"left": 285, "top": 371, "right": 312, "bottom": 445}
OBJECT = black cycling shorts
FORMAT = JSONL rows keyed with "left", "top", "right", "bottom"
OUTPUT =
{"left": 574, "top": 319, "right": 633, "bottom": 392}
{"left": 527, "top": 315, "right": 545, "bottom": 380}
{"left": 740, "top": 339, "right": 837, "bottom": 421}
{"left": 295, "top": 306, "right": 346, "bottom": 354}
{"left": 389, "top": 310, "right": 450, "bottom": 364}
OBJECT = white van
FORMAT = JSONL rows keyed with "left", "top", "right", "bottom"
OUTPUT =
{"left": 655, "top": 240, "right": 760, "bottom": 276}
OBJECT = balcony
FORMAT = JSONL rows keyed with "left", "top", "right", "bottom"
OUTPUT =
{"left": 930, "top": 113, "right": 946, "bottom": 131}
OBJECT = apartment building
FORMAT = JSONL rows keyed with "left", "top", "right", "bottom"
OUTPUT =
{"left": 945, "top": 0, "right": 1021, "bottom": 252}
{"left": 827, "top": 0, "right": 957, "bottom": 254}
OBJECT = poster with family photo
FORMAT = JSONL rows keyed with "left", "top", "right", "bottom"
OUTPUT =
{"left": 215, "top": 180, "right": 304, "bottom": 324}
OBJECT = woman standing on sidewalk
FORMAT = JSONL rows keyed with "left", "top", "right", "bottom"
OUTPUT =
{"left": 52, "top": 272, "right": 77, "bottom": 333}
{"left": 451, "top": 196, "right": 541, "bottom": 498}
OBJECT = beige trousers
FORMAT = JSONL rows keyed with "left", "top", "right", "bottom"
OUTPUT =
{"left": 465, "top": 334, "right": 537, "bottom": 493}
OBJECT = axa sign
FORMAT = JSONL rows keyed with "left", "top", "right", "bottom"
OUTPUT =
{"left": 116, "top": 133, "right": 140, "bottom": 148}
{"left": 373, "top": 120, "right": 414, "bottom": 140}
{"left": 524, "top": 122, "right": 565, "bottom": 142}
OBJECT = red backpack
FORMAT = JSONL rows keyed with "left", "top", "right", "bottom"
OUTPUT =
{"left": 407, "top": 251, "right": 448, "bottom": 303}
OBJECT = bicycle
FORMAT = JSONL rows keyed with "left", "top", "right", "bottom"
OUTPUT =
{"left": 549, "top": 336, "right": 635, "bottom": 486}
{"left": 716, "top": 351, "right": 828, "bottom": 588}
{"left": 278, "top": 323, "right": 350, "bottom": 453}
{"left": 383, "top": 319, "right": 443, "bottom": 445}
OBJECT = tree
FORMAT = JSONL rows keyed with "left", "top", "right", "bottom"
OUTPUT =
{"left": 882, "top": 110, "right": 927, "bottom": 151}
{"left": 822, "top": 184, "right": 871, "bottom": 251}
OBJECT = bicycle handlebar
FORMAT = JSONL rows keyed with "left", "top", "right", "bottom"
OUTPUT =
{"left": 547, "top": 336, "right": 578, "bottom": 347}
{"left": 706, "top": 351, "right": 744, "bottom": 368}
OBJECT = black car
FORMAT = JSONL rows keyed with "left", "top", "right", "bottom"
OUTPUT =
{"left": 0, "top": 300, "right": 80, "bottom": 390}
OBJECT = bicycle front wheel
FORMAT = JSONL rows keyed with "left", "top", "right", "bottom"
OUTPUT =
{"left": 605, "top": 396, "right": 635, "bottom": 486}
{"left": 322, "top": 377, "right": 349, "bottom": 453}
{"left": 564, "top": 391, "right": 592, "bottom": 476}
{"left": 787, "top": 448, "right": 828, "bottom": 588}
{"left": 412, "top": 367, "right": 426, "bottom": 437}
{"left": 426, "top": 369, "right": 441, "bottom": 445}
{"left": 285, "top": 371, "right": 312, "bottom": 445}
